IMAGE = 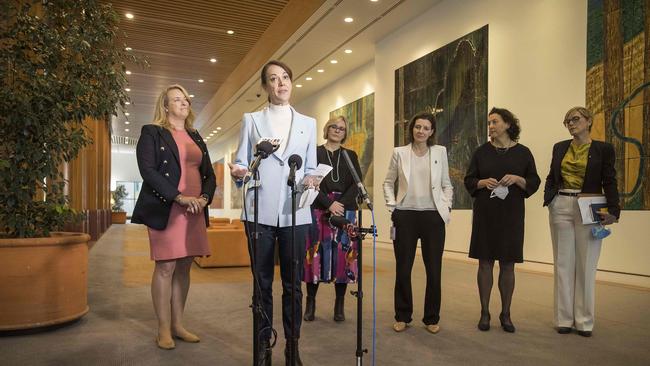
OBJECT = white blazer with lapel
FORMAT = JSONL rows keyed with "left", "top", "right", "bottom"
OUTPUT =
{"left": 382, "top": 144, "right": 454, "bottom": 224}
{"left": 234, "top": 106, "right": 317, "bottom": 227}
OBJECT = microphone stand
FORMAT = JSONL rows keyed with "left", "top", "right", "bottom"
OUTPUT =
{"left": 352, "top": 194, "right": 367, "bottom": 366}
{"left": 252, "top": 168, "right": 263, "bottom": 366}
{"left": 288, "top": 171, "right": 298, "bottom": 366}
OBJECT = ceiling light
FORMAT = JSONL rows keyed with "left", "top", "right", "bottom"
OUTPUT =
{"left": 125, "top": 121, "right": 130, "bottom": 125}
{"left": 209, "top": 58, "right": 217, "bottom": 63}
{"left": 209, "top": 133, "right": 214, "bottom": 136}
{"left": 203, "top": 138, "right": 207, "bottom": 142}
{"left": 212, "top": 130, "right": 218, "bottom": 133}
{"left": 125, "top": 101, "right": 130, "bottom": 105}
{"left": 206, "top": 136, "right": 210, "bottom": 139}
{"left": 124, "top": 112, "right": 130, "bottom": 116}
{"left": 227, "top": 30, "right": 234, "bottom": 35}
{"left": 296, "top": 84, "right": 303, "bottom": 88}
{"left": 317, "top": 69, "right": 324, "bottom": 73}
{"left": 125, "top": 70, "right": 131, "bottom": 75}
{"left": 371, "top": 0, "right": 378, "bottom": 2}
{"left": 305, "top": 77, "right": 312, "bottom": 81}
{"left": 125, "top": 47, "right": 132, "bottom": 51}
{"left": 330, "top": 60, "right": 338, "bottom": 64}
{"left": 189, "top": 94, "right": 194, "bottom": 98}
{"left": 344, "top": 17, "right": 353, "bottom": 23}
{"left": 216, "top": 127, "right": 222, "bottom": 130}
{"left": 344, "top": 49, "right": 352, "bottom": 54}
{"left": 125, "top": 88, "right": 131, "bottom": 92}
{"left": 125, "top": 128, "right": 130, "bottom": 132}
{"left": 198, "top": 79, "right": 204, "bottom": 83}
{"left": 125, "top": 13, "right": 134, "bottom": 19}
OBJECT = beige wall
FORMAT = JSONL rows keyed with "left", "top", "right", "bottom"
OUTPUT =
{"left": 209, "top": 0, "right": 649, "bottom": 283}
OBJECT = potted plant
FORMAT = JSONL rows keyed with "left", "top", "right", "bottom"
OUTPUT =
{"left": 111, "top": 185, "right": 128, "bottom": 224}
{"left": 0, "top": 0, "right": 141, "bottom": 330}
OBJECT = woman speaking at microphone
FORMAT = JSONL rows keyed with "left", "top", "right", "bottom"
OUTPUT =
{"left": 228, "top": 60, "right": 316, "bottom": 366}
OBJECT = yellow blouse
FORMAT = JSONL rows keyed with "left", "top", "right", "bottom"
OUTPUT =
{"left": 561, "top": 142, "right": 591, "bottom": 189}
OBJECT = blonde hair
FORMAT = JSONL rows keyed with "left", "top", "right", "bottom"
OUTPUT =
{"left": 322, "top": 116, "right": 348, "bottom": 144}
{"left": 152, "top": 84, "right": 196, "bottom": 131}
{"left": 564, "top": 106, "right": 593, "bottom": 131}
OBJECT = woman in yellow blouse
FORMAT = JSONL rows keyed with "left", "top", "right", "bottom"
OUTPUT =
{"left": 543, "top": 106, "right": 620, "bottom": 337}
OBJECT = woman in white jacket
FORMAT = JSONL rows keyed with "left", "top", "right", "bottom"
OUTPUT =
{"left": 383, "top": 112, "right": 453, "bottom": 334}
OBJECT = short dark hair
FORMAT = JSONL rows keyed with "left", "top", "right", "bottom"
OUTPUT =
{"left": 408, "top": 112, "right": 436, "bottom": 146}
{"left": 489, "top": 107, "right": 521, "bottom": 142}
{"left": 260, "top": 60, "right": 293, "bottom": 87}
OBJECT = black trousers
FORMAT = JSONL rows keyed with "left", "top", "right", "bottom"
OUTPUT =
{"left": 245, "top": 222, "right": 308, "bottom": 341}
{"left": 392, "top": 209, "right": 445, "bottom": 325}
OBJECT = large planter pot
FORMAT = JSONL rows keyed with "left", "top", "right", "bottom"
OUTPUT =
{"left": 0, "top": 232, "right": 90, "bottom": 331}
{"left": 111, "top": 211, "right": 127, "bottom": 224}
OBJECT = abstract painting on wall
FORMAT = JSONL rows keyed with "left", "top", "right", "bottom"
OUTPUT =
{"left": 230, "top": 152, "right": 242, "bottom": 209}
{"left": 395, "top": 25, "right": 488, "bottom": 209}
{"left": 330, "top": 93, "right": 375, "bottom": 201}
{"left": 586, "top": 0, "right": 649, "bottom": 210}
{"left": 210, "top": 158, "right": 224, "bottom": 209}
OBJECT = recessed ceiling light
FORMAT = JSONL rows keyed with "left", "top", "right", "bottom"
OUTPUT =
{"left": 125, "top": 121, "right": 130, "bottom": 125}
{"left": 296, "top": 84, "right": 303, "bottom": 88}
{"left": 206, "top": 136, "right": 210, "bottom": 139}
{"left": 125, "top": 13, "right": 134, "bottom": 19}
{"left": 198, "top": 79, "right": 204, "bottom": 83}
{"left": 330, "top": 59, "right": 338, "bottom": 64}
{"left": 125, "top": 88, "right": 131, "bottom": 92}
{"left": 209, "top": 58, "right": 217, "bottom": 63}
{"left": 305, "top": 77, "right": 312, "bottom": 81}
{"left": 370, "top": 0, "right": 378, "bottom": 2}
{"left": 125, "top": 128, "right": 130, "bottom": 132}
{"left": 189, "top": 94, "right": 194, "bottom": 98}
{"left": 203, "top": 138, "right": 208, "bottom": 142}
{"left": 125, "top": 47, "right": 132, "bottom": 51}
{"left": 216, "top": 127, "right": 222, "bottom": 130}
{"left": 125, "top": 101, "right": 130, "bottom": 105}
{"left": 209, "top": 133, "right": 214, "bottom": 136}
{"left": 344, "top": 49, "right": 352, "bottom": 54}
{"left": 124, "top": 112, "right": 130, "bottom": 116}
{"left": 125, "top": 70, "right": 132, "bottom": 75}
{"left": 317, "top": 69, "right": 324, "bottom": 73}
{"left": 212, "top": 130, "right": 218, "bottom": 133}
{"left": 227, "top": 30, "right": 234, "bottom": 35}
{"left": 344, "top": 17, "right": 353, "bottom": 23}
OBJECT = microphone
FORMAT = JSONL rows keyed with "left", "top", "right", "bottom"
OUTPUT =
{"left": 341, "top": 149, "right": 373, "bottom": 210}
{"left": 243, "top": 140, "right": 274, "bottom": 184}
{"left": 287, "top": 154, "right": 302, "bottom": 187}
{"left": 328, "top": 215, "right": 350, "bottom": 228}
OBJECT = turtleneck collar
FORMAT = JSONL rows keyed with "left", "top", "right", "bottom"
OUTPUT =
{"left": 268, "top": 103, "right": 291, "bottom": 113}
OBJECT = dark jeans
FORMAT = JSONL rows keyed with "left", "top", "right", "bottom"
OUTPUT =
{"left": 245, "top": 222, "right": 308, "bottom": 341}
{"left": 392, "top": 209, "right": 445, "bottom": 325}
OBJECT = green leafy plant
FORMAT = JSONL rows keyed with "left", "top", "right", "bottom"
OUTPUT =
{"left": 0, "top": 0, "right": 144, "bottom": 238}
{"left": 111, "top": 185, "right": 128, "bottom": 212}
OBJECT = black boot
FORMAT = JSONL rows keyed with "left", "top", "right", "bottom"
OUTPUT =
{"left": 284, "top": 339, "right": 303, "bottom": 366}
{"left": 333, "top": 296, "right": 345, "bottom": 322}
{"left": 303, "top": 296, "right": 315, "bottom": 321}
{"left": 259, "top": 339, "right": 272, "bottom": 366}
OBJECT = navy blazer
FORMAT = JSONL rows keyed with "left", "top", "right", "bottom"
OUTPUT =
{"left": 132, "top": 124, "right": 216, "bottom": 230}
{"left": 543, "top": 139, "right": 620, "bottom": 218}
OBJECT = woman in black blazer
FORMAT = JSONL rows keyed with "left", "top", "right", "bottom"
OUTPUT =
{"left": 544, "top": 106, "right": 619, "bottom": 338}
{"left": 132, "top": 85, "right": 215, "bottom": 349}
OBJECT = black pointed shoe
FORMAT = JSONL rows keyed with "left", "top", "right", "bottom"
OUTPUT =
{"left": 499, "top": 313, "right": 516, "bottom": 333}
{"left": 478, "top": 311, "right": 490, "bottom": 331}
{"left": 303, "top": 296, "right": 315, "bottom": 321}
{"left": 334, "top": 296, "right": 345, "bottom": 322}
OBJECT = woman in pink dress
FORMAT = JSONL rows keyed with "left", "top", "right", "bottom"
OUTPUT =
{"left": 132, "top": 84, "right": 216, "bottom": 350}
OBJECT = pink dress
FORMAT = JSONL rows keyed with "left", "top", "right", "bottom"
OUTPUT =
{"left": 147, "top": 129, "right": 210, "bottom": 260}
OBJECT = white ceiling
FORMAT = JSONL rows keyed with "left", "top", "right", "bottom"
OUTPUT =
{"left": 195, "top": 0, "right": 443, "bottom": 144}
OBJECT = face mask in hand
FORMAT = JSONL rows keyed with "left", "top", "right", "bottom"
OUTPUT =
{"left": 489, "top": 185, "right": 509, "bottom": 200}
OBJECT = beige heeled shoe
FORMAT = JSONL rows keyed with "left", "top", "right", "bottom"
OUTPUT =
{"left": 172, "top": 330, "right": 200, "bottom": 343}
{"left": 155, "top": 336, "right": 176, "bottom": 350}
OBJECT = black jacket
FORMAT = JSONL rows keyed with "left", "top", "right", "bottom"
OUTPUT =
{"left": 543, "top": 139, "right": 620, "bottom": 218}
{"left": 131, "top": 124, "right": 216, "bottom": 230}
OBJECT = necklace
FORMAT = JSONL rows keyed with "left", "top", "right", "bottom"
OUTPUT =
{"left": 492, "top": 140, "right": 513, "bottom": 155}
{"left": 326, "top": 148, "right": 341, "bottom": 182}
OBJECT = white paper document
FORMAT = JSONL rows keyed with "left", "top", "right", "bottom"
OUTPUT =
{"left": 298, "top": 164, "right": 333, "bottom": 208}
{"left": 577, "top": 195, "right": 607, "bottom": 224}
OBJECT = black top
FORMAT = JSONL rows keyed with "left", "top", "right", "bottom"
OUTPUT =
{"left": 313, "top": 145, "right": 362, "bottom": 211}
{"left": 543, "top": 139, "right": 620, "bottom": 218}
{"left": 131, "top": 124, "right": 216, "bottom": 230}
{"left": 464, "top": 143, "right": 540, "bottom": 262}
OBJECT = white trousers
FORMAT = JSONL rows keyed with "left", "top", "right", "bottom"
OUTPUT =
{"left": 549, "top": 194, "right": 602, "bottom": 331}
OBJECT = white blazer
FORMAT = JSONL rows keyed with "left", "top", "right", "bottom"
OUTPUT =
{"left": 382, "top": 144, "right": 454, "bottom": 224}
{"left": 234, "top": 106, "right": 317, "bottom": 227}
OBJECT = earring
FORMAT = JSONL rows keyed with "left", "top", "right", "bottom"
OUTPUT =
{"left": 165, "top": 108, "right": 168, "bottom": 112}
